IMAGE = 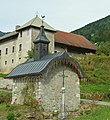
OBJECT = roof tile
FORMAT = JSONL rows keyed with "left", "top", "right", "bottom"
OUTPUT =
{"left": 55, "top": 31, "right": 96, "bottom": 50}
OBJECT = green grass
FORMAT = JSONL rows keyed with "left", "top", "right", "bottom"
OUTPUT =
{"left": 74, "top": 55, "right": 110, "bottom": 101}
{"left": 0, "top": 73, "right": 7, "bottom": 77}
{"left": 0, "top": 104, "right": 29, "bottom": 120}
{"left": 1, "top": 103, "right": 110, "bottom": 120}
{"left": 80, "top": 84, "right": 110, "bottom": 94}
{"left": 0, "top": 91, "right": 12, "bottom": 104}
{"left": 68, "top": 105, "right": 110, "bottom": 120}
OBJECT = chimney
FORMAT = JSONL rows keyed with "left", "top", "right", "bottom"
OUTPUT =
{"left": 15, "top": 25, "right": 20, "bottom": 30}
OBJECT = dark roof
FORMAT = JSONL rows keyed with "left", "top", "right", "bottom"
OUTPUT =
{"left": 0, "top": 31, "right": 18, "bottom": 41}
{"left": 55, "top": 31, "right": 96, "bottom": 50}
{"left": 33, "top": 25, "right": 50, "bottom": 43}
{"left": 6, "top": 52, "right": 86, "bottom": 79}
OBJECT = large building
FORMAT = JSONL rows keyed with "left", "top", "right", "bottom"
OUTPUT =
{"left": 0, "top": 16, "right": 96, "bottom": 73}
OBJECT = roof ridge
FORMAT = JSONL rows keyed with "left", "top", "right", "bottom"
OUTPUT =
{"left": 30, "top": 16, "right": 38, "bottom": 25}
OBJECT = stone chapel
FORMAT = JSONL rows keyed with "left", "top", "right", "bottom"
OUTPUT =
{"left": 6, "top": 23, "right": 86, "bottom": 111}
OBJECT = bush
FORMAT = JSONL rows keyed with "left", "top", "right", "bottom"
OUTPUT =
{"left": 6, "top": 112, "right": 15, "bottom": 120}
{"left": 0, "top": 92, "right": 12, "bottom": 104}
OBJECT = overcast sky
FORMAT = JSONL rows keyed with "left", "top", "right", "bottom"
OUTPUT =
{"left": 0, "top": 0, "right": 110, "bottom": 32}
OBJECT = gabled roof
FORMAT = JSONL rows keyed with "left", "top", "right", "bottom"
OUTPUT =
{"left": 16, "top": 16, "right": 56, "bottom": 32}
{"left": 55, "top": 31, "right": 96, "bottom": 50}
{"left": 6, "top": 52, "right": 86, "bottom": 79}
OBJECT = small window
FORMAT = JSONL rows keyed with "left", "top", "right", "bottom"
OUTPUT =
{"left": 12, "top": 46, "right": 15, "bottom": 53}
{"left": 19, "top": 44, "right": 22, "bottom": 51}
{"left": 19, "top": 58, "right": 21, "bottom": 60}
{"left": 0, "top": 50, "right": 1, "bottom": 56}
{"left": 12, "top": 59, "right": 14, "bottom": 63}
{"left": 20, "top": 31, "right": 22, "bottom": 37}
{"left": 6, "top": 48, "right": 8, "bottom": 54}
{"left": 5, "top": 61, "right": 7, "bottom": 65}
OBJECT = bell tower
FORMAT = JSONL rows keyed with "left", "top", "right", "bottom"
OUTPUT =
{"left": 33, "top": 16, "right": 50, "bottom": 60}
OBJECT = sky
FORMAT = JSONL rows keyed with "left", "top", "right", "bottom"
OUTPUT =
{"left": 0, "top": 0, "right": 110, "bottom": 32}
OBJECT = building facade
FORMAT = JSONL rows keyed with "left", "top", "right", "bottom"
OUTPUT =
{"left": 0, "top": 16, "right": 55, "bottom": 73}
{"left": 0, "top": 16, "right": 96, "bottom": 73}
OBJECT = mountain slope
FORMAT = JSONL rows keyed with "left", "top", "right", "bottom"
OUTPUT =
{"left": 0, "top": 31, "right": 5, "bottom": 37}
{"left": 71, "top": 15, "right": 110, "bottom": 43}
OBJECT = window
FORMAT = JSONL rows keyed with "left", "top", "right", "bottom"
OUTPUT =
{"left": 19, "top": 58, "right": 21, "bottom": 60}
{"left": 12, "top": 59, "right": 14, "bottom": 63}
{"left": 12, "top": 46, "right": 15, "bottom": 53}
{"left": 0, "top": 50, "right": 1, "bottom": 56}
{"left": 5, "top": 61, "right": 7, "bottom": 65}
{"left": 19, "top": 44, "right": 22, "bottom": 51}
{"left": 20, "top": 31, "right": 22, "bottom": 37}
{"left": 6, "top": 48, "right": 8, "bottom": 54}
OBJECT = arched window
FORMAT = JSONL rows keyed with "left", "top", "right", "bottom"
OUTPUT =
{"left": 5, "top": 61, "right": 7, "bottom": 65}
{"left": 12, "top": 59, "right": 14, "bottom": 63}
{"left": 6, "top": 48, "right": 8, "bottom": 54}
{"left": 12, "top": 46, "right": 15, "bottom": 53}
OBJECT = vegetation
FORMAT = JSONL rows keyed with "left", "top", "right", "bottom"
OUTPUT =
{"left": 0, "top": 91, "right": 12, "bottom": 104}
{"left": 71, "top": 15, "right": 110, "bottom": 43}
{"left": 96, "top": 41, "right": 110, "bottom": 56}
{"left": 68, "top": 104, "right": 110, "bottom": 120}
{"left": 0, "top": 31, "right": 6, "bottom": 37}
{"left": 26, "top": 48, "right": 34, "bottom": 58}
{"left": 0, "top": 73, "right": 7, "bottom": 77}
{"left": 0, "top": 89, "right": 44, "bottom": 120}
{"left": 74, "top": 54, "right": 110, "bottom": 101}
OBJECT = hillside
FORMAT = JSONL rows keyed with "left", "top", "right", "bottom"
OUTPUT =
{"left": 0, "top": 31, "right": 5, "bottom": 37}
{"left": 71, "top": 15, "right": 110, "bottom": 43}
{"left": 74, "top": 54, "right": 110, "bottom": 101}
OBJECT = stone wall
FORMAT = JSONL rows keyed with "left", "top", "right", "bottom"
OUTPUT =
{"left": 12, "top": 65, "right": 80, "bottom": 112}
{"left": 0, "top": 78, "right": 13, "bottom": 89}
{"left": 41, "top": 66, "right": 80, "bottom": 111}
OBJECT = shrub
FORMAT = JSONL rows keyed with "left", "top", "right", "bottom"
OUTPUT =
{"left": 6, "top": 112, "right": 15, "bottom": 120}
{"left": 0, "top": 92, "right": 12, "bottom": 104}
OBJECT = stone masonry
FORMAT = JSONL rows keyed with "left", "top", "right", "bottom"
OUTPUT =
{"left": 12, "top": 65, "right": 80, "bottom": 111}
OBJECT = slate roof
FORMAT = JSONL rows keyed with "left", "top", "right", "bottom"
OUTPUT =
{"left": 6, "top": 52, "right": 86, "bottom": 79}
{"left": 0, "top": 31, "right": 18, "bottom": 42}
{"left": 16, "top": 16, "right": 56, "bottom": 32}
{"left": 33, "top": 25, "right": 50, "bottom": 44}
{"left": 55, "top": 31, "right": 96, "bottom": 50}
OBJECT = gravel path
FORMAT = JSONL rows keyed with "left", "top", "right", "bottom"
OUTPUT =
{"left": 81, "top": 99, "right": 110, "bottom": 106}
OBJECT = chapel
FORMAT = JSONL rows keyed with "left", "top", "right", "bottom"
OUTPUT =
{"left": 6, "top": 23, "right": 86, "bottom": 111}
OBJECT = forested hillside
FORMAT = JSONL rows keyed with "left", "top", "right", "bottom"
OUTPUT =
{"left": 71, "top": 15, "right": 110, "bottom": 43}
{"left": 0, "top": 31, "right": 5, "bottom": 37}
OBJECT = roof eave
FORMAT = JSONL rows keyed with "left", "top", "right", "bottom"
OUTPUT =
{"left": 16, "top": 25, "right": 56, "bottom": 32}
{"left": 55, "top": 41, "right": 96, "bottom": 51}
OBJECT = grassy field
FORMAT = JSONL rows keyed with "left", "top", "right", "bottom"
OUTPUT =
{"left": 74, "top": 55, "right": 110, "bottom": 102}
{"left": 0, "top": 102, "right": 110, "bottom": 120}
{"left": 0, "top": 91, "right": 44, "bottom": 120}
{"left": 67, "top": 105, "right": 110, "bottom": 120}
{"left": 0, "top": 90, "right": 110, "bottom": 120}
